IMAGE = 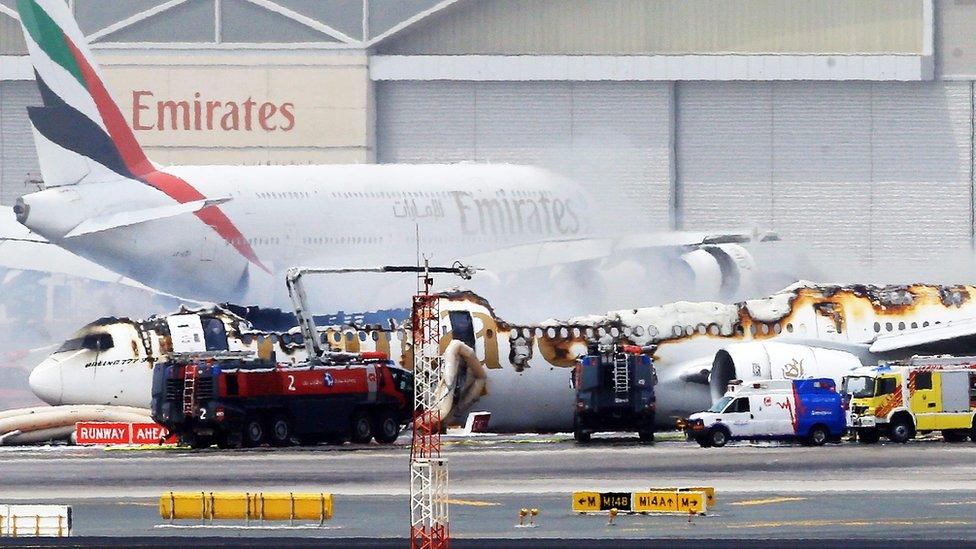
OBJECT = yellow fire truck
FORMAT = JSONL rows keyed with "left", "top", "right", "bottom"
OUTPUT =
{"left": 843, "top": 356, "right": 976, "bottom": 443}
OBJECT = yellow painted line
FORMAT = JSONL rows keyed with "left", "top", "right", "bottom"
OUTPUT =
{"left": 445, "top": 499, "right": 500, "bottom": 507}
{"left": 105, "top": 445, "right": 182, "bottom": 452}
{"left": 113, "top": 502, "right": 158, "bottom": 506}
{"left": 937, "top": 501, "right": 976, "bottom": 506}
{"left": 729, "top": 496, "right": 806, "bottom": 506}
{"left": 728, "top": 518, "right": 971, "bottom": 529}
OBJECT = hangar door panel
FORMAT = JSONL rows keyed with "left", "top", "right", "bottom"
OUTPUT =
{"left": 678, "top": 81, "right": 972, "bottom": 275}
{"left": 0, "top": 81, "right": 40, "bottom": 206}
{"left": 377, "top": 81, "right": 671, "bottom": 231}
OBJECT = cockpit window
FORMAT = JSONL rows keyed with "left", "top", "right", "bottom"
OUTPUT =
{"left": 202, "top": 317, "right": 229, "bottom": 352}
{"left": 57, "top": 333, "right": 114, "bottom": 353}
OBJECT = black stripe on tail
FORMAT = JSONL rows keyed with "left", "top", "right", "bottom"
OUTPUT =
{"left": 28, "top": 72, "right": 135, "bottom": 180}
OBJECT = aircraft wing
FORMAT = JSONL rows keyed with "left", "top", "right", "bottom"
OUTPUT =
{"left": 869, "top": 318, "right": 976, "bottom": 353}
{"left": 461, "top": 228, "right": 778, "bottom": 272}
{"left": 65, "top": 197, "right": 231, "bottom": 238}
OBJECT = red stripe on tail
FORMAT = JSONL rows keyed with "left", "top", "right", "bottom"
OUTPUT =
{"left": 65, "top": 36, "right": 268, "bottom": 274}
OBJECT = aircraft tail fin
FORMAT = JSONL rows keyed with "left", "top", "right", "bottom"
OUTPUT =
{"left": 16, "top": 0, "right": 153, "bottom": 185}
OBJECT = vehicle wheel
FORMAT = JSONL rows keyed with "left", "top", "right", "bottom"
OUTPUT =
{"left": 638, "top": 431, "right": 655, "bottom": 443}
{"left": 216, "top": 429, "right": 242, "bottom": 449}
{"left": 269, "top": 415, "right": 293, "bottom": 447}
{"left": 888, "top": 417, "right": 914, "bottom": 443}
{"left": 942, "top": 430, "right": 968, "bottom": 443}
{"left": 350, "top": 410, "right": 373, "bottom": 444}
{"left": 573, "top": 412, "right": 590, "bottom": 443}
{"left": 806, "top": 425, "right": 828, "bottom": 447}
{"left": 857, "top": 429, "right": 880, "bottom": 444}
{"left": 243, "top": 416, "right": 265, "bottom": 447}
{"left": 373, "top": 410, "right": 401, "bottom": 444}
{"left": 187, "top": 434, "right": 212, "bottom": 449}
{"left": 708, "top": 427, "right": 728, "bottom": 448}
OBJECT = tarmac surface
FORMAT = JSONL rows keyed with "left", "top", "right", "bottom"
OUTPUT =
{"left": 1, "top": 432, "right": 976, "bottom": 544}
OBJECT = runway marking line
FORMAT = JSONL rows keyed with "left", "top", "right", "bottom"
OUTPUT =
{"left": 446, "top": 499, "right": 501, "bottom": 507}
{"left": 729, "top": 496, "right": 806, "bottom": 506}
{"left": 728, "top": 518, "right": 972, "bottom": 529}
{"left": 937, "top": 501, "right": 976, "bottom": 506}
{"left": 154, "top": 524, "right": 343, "bottom": 530}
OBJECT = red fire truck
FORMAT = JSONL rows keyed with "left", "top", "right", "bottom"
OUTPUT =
{"left": 151, "top": 352, "right": 414, "bottom": 449}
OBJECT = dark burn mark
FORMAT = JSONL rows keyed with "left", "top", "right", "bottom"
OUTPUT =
{"left": 812, "top": 301, "right": 844, "bottom": 333}
{"left": 939, "top": 286, "right": 970, "bottom": 307}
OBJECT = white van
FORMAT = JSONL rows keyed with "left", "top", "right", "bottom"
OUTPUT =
{"left": 680, "top": 378, "right": 845, "bottom": 447}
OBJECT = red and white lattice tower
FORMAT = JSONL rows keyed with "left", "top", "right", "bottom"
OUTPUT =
{"left": 409, "top": 264, "right": 449, "bottom": 549}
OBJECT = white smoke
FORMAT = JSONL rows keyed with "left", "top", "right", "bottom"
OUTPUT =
{"left": 0, "top": 268, "right": 188, "bottom": 410}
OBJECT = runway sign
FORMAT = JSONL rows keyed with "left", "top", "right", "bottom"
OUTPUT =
{"left": 572, "top": 489, "right": 709, "bottom": 515}
{"left": 131, "top": 423, "right": 177, "bottom": 445}
{"left": 682, "top": 486, "right": 715, "bottom": 508}
{"left": 633, "top": 491, "right": 706, "bottom": 514}
{"left": 571, "top": 492, "right": 600, "bottom": 512}
{"left": 571, "top": 491, "right": 631, "bottom": 512}
{"left": 648, "top": 486, "right": 715, "bottom": 507}
{"left": 75, "top": 422, "right": 129, "bottom": 445}
{"left": 75, "top": 422, "right": 176, "bottom": 445}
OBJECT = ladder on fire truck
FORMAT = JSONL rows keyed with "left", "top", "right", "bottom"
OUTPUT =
{"left": 182, "top": 364, "right": 196, "bottom": 415}
{"left": 613, "top": 353, "right": 630, "bottom": 403}
{"left": 284, "top": 261, "right": 476, "bottom": 549}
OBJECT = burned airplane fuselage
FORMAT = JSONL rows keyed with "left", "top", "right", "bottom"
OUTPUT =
{"left": 30, "top": 282, "right": 976, "bottom": 431}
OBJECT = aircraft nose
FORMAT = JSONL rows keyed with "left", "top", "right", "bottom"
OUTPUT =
{"left": 28, "top": 358, "right": 63, "bottom": 405}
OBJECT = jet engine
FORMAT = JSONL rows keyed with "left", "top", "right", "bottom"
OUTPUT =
{"left": 709, "top": 342, "right": 862, "bottom": 401}
{"left": 679, "top": 243, "right": 758, "bottom": 300}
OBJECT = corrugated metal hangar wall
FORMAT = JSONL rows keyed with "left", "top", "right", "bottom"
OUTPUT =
{"left": 376, "top": 81, "right": 674, "bottom": 231}
{"left": 0, "top": 81, "right": 39, "bottom": 206}
{"left": 375, "top": 80, "right": 974, "bottom": 269}
{"left": 677, "top": 81, "right": 973, "bottom": 268}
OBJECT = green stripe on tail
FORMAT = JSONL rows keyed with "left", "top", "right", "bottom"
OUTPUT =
{"left": 17, "top": 0, "right": 86, "bottom": 88}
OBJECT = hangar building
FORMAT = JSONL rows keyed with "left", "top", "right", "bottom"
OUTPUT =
{"left": 1, "top": 0, "right": 974, "bottom": 276}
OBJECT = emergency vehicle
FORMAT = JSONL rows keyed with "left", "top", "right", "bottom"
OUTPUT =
{"left": 680, "top": 378, "right": 845, "bottom": 447}
{"left": 151, "top": 352, "right": 413, "bottom": 448}
{"left": 572, "top": 342, "right": 657, "bottom": 443}
{"left": 843, "top": 356, "right": 976, "bottom": 443}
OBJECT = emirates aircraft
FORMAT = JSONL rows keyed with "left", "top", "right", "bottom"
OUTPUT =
{"left": 6, "top": 0, "right": 780, "bottom": 309}
{"left": 27, "top": 282, "right": 976, "bottom": 433}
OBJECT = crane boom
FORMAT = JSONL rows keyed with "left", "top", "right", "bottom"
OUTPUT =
{"left": 284, "top": 263, "right": 477, "bottom": 364}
